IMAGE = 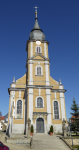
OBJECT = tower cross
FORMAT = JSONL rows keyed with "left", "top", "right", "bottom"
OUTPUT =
{"left": 33, "top": 6, "right": 39, "bottom": 12}
{"left": 33, "top": 6, "right": 39, "bottom": 18}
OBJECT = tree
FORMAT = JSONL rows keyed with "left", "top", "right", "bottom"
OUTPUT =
{"left": 70, "top": 98, "right": 79, "bottom": 135}
{"left": 0, "top": 111, "right": 2, "bottom": 116}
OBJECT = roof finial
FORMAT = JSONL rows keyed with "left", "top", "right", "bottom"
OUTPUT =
{"left": 13, "top": 76, "right": 15, "bottom": 83}
{"left": 33, "top": 6, "right": 39, "bottom": 19}
{"left": 59, "top": 79, "right": 62, "bottom": 84}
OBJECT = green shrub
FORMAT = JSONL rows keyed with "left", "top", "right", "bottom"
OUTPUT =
{"left": 31, "top": 125, "right": 34, "bottom": 133}
{"left": 50, "top": 125, "right": 53, "bottom": 133}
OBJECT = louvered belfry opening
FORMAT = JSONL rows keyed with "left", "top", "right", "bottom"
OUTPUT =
{"left": 36, "top": 46, "right": 41, "bottom": 53}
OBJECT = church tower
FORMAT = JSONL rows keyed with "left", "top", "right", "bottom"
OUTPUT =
{"left": 26, "top": 10, "right": 52, "bottom": 133}
{"left": 7, "top": 9, "right": 67, "bottom": 136}
{"left": 26, "top": 10, "right": 67, "bottom": 133}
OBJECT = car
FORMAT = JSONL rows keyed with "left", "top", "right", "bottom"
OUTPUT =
{"left": 0, "top": 141, "right": 10, "bottom": 150}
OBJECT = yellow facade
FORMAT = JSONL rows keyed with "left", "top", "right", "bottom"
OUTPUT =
{"left": 7, "top": 14, "right": 67, "bottom": 135}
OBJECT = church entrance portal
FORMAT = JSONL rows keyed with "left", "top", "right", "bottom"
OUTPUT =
{"left": 36, "top": 118, "right": 44, "bottom": 133}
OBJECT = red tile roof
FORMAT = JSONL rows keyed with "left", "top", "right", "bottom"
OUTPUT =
{"left": 71, "top": 116, "right": 79, "bottom": 118}
{"left": 0, "top": 116, "right": 5, "bottom": 120}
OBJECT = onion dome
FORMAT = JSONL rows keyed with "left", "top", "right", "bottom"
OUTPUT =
{"left": 29, "top": 11, "right": 45, "bottom": 41}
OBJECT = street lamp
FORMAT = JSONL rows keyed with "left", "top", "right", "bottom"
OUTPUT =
{"left": 69, "top": 118, "right": 73, "bottom": 147}
{"left": 69, "top": 118, "right": 71, "bottom": 137}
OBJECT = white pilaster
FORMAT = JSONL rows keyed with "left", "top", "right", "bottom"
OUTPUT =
{"left": 39, "top": 89, "right": 41, "bottom": 96}
{"left": 19, "top": 91, "right": 21, "bottom": 98}
{"left": 30, "top": 42, "right": 33, "bottom": 57}
{"left": 59, "top": 85, "right": 65, "bottom": 120}
{"left": 45, "top": 52, "right": 51, "bottom": 127}
{"left": 29, "top": 60, "right": 33, "bottom": 85}
{"left": 29, "top": 88, "right": 33, "bottom": 124}
{"left": 44, "top": 43, "right": 47, "bottom": 58}
{"left": 45, "top": 61, "right": 49, "bottom": 86}
{"left": 28, "top": 42, "right": 33, "bottom": 123}
{"left": 54, "top": 92, "right": 56, "bottom": 99}
{"left": 46, "top": 89, "right": 51, "bottom": 125}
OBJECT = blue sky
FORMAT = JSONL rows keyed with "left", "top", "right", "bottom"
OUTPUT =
{"left": 0, "top": 0, "right": 79, "bottom": 120}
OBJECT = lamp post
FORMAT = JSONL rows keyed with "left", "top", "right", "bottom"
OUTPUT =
{"left": 69, "top": 118, "right": 71, "bottom": 138}
{"left": 69, "top": 118, "right": 73, "bottom": 147}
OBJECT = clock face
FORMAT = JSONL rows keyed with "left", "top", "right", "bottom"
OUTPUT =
{"left": 36, "top": 41, "right": 41, "bottom": 45}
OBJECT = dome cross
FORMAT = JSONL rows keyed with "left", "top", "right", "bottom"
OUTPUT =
{"left": 33, "top": 6, "right": 39, "bottom": 19}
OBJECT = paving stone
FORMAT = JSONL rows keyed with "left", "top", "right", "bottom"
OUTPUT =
{"left": 32, "top": 133, "right": 70, "bottom": 150}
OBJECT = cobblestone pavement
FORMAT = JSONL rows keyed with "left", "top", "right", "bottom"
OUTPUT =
{"left": 32, "top": 133, "right": 70, "bottom": 150}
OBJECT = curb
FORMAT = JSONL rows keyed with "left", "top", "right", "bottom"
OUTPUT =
{"left": 58, "top": 136, "right": 73, "bottom": 150}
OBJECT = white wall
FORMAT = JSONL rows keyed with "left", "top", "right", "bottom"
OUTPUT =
{"left": 0, "top": 120, "right": 4, "bottom": 130}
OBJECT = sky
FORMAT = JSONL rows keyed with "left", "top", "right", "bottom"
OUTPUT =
{"left": 0, "top": 0, "right": 79, "bottom": 120}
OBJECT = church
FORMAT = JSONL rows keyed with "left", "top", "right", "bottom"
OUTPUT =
{"left": 7, "top": 10, "right": 67, "bottom": 135}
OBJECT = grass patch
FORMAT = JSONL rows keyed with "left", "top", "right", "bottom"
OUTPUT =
{"left": 56, "top": 133, "right": 63, "bottom": 135}
{"left": 67, "top": 133, "right": 79, "bottom": 138}
{"left": 72, "top": 145, "right": 79, "bottom": 150}
{"left": 71, "top": 136, "right": 79, "bottom": 139}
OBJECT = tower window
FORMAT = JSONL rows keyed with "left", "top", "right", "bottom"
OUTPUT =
{"left": 17, "top": 100, "right": 22, "bottom": 118}
{"left": 36, "top": 46, "right": 41, "bottom": 54}
{"left": 37, "top": 67, "right": 41, "bottom": 75}
{"left": 37, "top": 97, "right": 43, "bottom": 108}
{"left": 54, "top": 101, "right": 59, "bottom": 119}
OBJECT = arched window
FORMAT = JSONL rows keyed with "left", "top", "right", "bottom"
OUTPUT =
{"left": 36, "top": 46, "right": 41, "bottom": 54}
{"left": 37, "top": 97, "right": 43, "bottom": 108}
{"left": 54, "top": 101, "right": 59, "bottom": 119}
{"left": 37, "top": 66, "right": 41, "bottom": 75}
{"left": 17, "top": 100, "right": 22, "bottom": 118}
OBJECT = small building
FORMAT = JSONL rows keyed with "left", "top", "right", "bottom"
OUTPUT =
{"left": 0, "top": 116, "right": 5, "bottom": 130}
{"left": 71, "top": 116, "right": 79, "bottom": 122}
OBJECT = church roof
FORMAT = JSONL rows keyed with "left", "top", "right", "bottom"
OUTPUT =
{"left": 29, "top": 12, "right": 45, "bottom": 41}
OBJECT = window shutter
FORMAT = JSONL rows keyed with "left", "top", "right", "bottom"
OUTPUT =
{"left": 36, "top": 47, "right": 41, "bottom": 53}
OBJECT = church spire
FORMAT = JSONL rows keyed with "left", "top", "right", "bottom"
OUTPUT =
{"left": 29, "top": 7, "right": 45, "bottom": 41}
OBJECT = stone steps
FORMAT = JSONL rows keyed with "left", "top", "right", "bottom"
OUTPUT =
{"left": 10, "top": 134, "right": 26, "bottom": 138}
{"left": 5, "top": 136, "right": 31, "bottom": 144}
{"left": 32, "top": 134, "right": 70, "bottom": 150}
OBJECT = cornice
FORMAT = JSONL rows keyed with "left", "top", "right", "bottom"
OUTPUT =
{"left": 26, "top": 85, "right": 53, "bottom": 89}
{"left": 51, "top": 89, "right": 67, "bottom": 93}
{"left": 8, "top": 87, "right": 25, "bottom": 94}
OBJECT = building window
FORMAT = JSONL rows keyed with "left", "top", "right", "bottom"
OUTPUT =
{"left": 37, "top": 97, "right": 43, "bottom": 108}
{"left": 37, "top": 67, "right": 41, "bottom": 75}
{"left": 36, "top": 46, "right": 41, "bottom": 54}
{"left": 6, "top": 118, "right": 8, "bottom": 122}
{"left": 17, "top": 100, "right": 22, "bottom": 118}
{"left": 54, "top": 101, "right": 59, "bottom": 119}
